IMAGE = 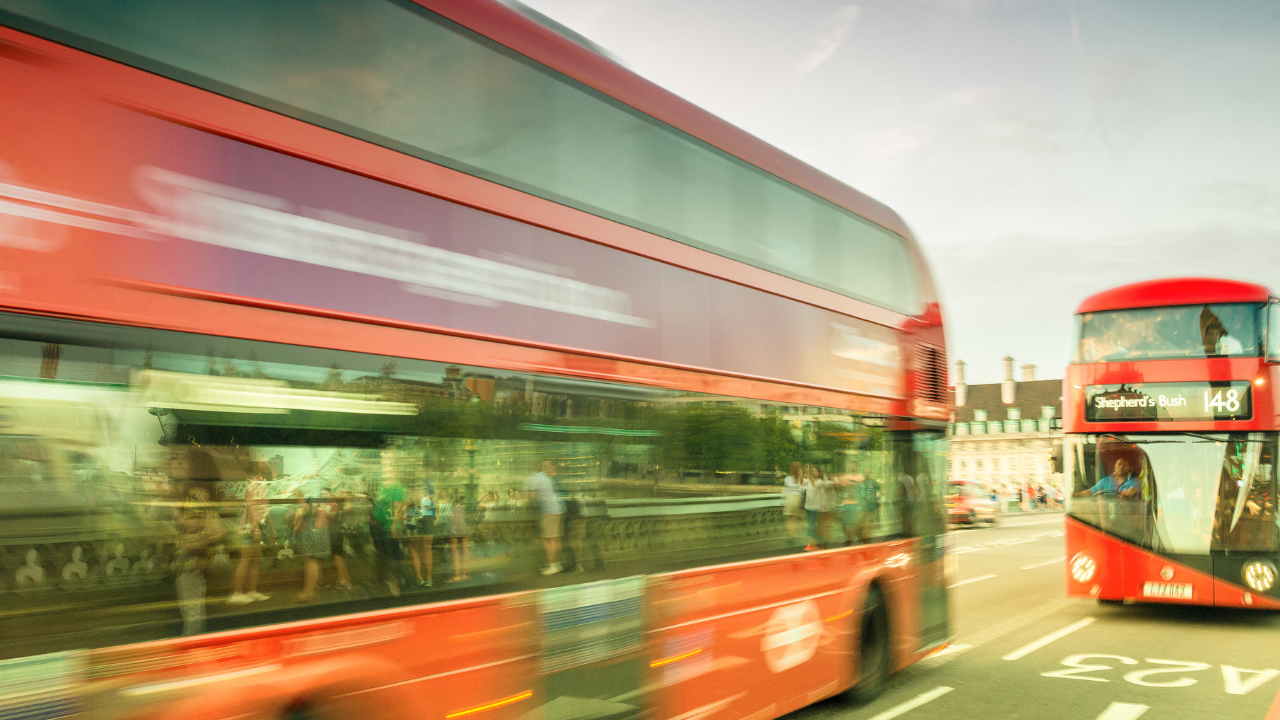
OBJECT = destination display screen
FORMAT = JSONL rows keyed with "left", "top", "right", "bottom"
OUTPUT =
{"left": 1085, "top": 382, "right": 1253, "bottom": 422}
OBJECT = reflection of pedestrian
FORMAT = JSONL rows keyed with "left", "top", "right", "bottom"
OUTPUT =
{"left": 330, "top": 489, "right": 356, "bottom": 591}
{"left": 564, "top": 494, "right": 585, "bottom": 573}
{"left": 405, "top": 486, "right": 435, "bottom": 588}
{"left": 838, "top": 465, "right": 865, "bottom": 546}
{"left": 782, "top": 462, "right": 805, "bottom": 540}
{"left": 373, "top": 473, "right": 406, "bottom": 597}
{"left": 443, "top": 489, "right": 470, "bottom": 582}
{"left": 524, "top": 459, "right": 565, "bottom": 575}
{"left": 505, "top": 487, "right": 523, "bottom": 510}
{"left": 803, "top": 466, "right": 827, "bottom": 549}
{"left": 854, "top": 474, "right": 879, "bottom": 543}
{"left": 292, "top": 490, "right": 331, "bottom": 603}
{"left": 228, "top": 463, "right": 273, "bottom": 605}
{"left": 898, "top": 472, "right": 918, "bottom": 537}
{"left": 175, "top": 487, "right": 223, "bottom": 635}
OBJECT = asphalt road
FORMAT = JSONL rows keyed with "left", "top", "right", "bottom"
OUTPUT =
{"left": 791, "top": 512, "right": 1280, "bottom": 720}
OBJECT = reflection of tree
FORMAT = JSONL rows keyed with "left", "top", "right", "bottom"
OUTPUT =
{"left": 758, "top": 413, "right": 801, "bottom": 474}
{"left": 262, "top": 370, "right": 870, "bottom": 484}
{"left": 657, "top": 405, "right": 759, "bottom": 475}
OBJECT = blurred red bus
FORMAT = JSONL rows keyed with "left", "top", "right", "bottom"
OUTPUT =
{"left": 1064, "top": 278, "right": 1279, "bottom": 609}
{"left": 0, "top": 2, "right": 951, "bottom": 718}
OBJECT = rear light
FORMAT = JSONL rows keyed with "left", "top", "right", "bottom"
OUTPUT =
{"left": 1242, "top": 559, "right": 1276, "bottom": 593}
{"left": 1070, "top": 553, "right": 1096, "bottom": 583}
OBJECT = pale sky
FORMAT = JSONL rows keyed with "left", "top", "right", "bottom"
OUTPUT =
{"left": 518, "top": 0, "right": 1280, "bottom": 384}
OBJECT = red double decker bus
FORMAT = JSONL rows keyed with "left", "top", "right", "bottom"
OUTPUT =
{"left": 1064, "top": 278, "right": 1279, "bottom": 609}
{"left": 0, "top": 2, "right": 952, "bottom": 717}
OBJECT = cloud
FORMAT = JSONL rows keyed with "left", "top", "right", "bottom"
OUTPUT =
{"left": 944, "top": 86, "right": 1000, "bottom": 108}
{"left": 1190, "top": 180, "right": 1280, "bottom": 220}
{"left": 921, "top": 0, "right": 999, "bottom": 11}
{"left": 795, "top": 5, "right": 861, "bottom": 77}
{"left": 857, "top": 127, "right": 935, "bottom": 156}
{"left": 932, "top": 226, "right": 1280, "bottom": 383}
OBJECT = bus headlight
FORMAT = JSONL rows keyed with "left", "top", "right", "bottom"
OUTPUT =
{"left": 1242, "top": 559, "right": 1276, "bottom": 593}
{"left": 1070, "top": 553, "right": 1096, "bottom": 583}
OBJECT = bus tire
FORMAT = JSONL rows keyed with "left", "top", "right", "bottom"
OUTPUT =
{"left": 283, "top": 701, "right": 320, "bottom": 720}
{"left": 846, "top": 585, "right": 890, "bottom": 704}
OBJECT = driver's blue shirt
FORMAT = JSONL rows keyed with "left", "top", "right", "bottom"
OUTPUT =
{"left": 1089, "top": 474, "right": 1139, "bottom": 497}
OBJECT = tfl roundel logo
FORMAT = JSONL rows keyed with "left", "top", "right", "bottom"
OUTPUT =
{"left": 760, "top": 600, "right": 823, "bottom": 673}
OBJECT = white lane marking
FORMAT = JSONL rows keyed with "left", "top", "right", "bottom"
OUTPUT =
{"left": 1222, "top": 665, "right": 1280, "bottom": 695}
{"left": 1003, "top": 617, "right": 1097, "bottom": 661}
{"left": 1021, "top": 556, "right": 1066, "bottom": 570}
{"left": 948, "top": 574, "right": 997, "bottom": 588}
{"left": 953, "top": 534, "right": 1061, "bottom": 555}
{"left": 998, "top": 518, "right": 1065, "bottom": 527}
{"left": 1095, "top": 702, "right": 1148, "bottom": 720}
{"left": 960, "top": 598, "right": 1076, "bottom": 652}
{"left": 921, "top": 643, "right": 972, "bottom": 662}
{"left": 864, "top": 686, "right": 954, "bottom": 720}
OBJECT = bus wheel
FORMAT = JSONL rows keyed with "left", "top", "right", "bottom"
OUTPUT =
{"left": 846, "top": 586, "right": 890, "bottom": 704}
{"left": 282, "top": 703, "right": 319, "bottom": 720}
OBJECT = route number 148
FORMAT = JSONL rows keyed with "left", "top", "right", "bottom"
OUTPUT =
{"left": 1204, "top": 389, "right": 1241, "bottom": 413}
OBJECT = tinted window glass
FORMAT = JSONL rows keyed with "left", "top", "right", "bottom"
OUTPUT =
{"left": 1066, "top": 433, "right": 1277, "bottom": 554}
{"left": 1269, "top": 302, "right": 1280, "bottom": 361}
{"left": 0, "top": 0, "right": 920, "bottom": 314}
{"left": 1075, "top": 303, "right": 1261, "bottom": 363}
{"left": 0, "top": 313, "right": 934, "bottom": 657}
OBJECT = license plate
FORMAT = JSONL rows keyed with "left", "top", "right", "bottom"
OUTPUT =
{"left": 1142, "top": 582, "right": 1193, "bottom": 599}
{"left": 947, "top": 502, "right": 956, "bottom": 508}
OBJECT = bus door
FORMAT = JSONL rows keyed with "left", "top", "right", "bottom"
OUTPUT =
{"left": 1105, "top": 438, "right": 1215, "bottom": 604}
{"left": 534, "top": 576, "right": 646, "bottom": 720}
{"left": 1209, "top": 435, "right": 1279, "bottom": 607}
{"left": 893, "top": 430, "right": 949, "bottom": 649}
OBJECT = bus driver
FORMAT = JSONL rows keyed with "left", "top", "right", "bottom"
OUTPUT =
{"left": 1076, "top": 457, "right": 1140, "bottom": 499}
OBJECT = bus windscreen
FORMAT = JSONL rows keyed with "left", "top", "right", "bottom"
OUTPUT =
{"left": 1066, "top": 433, "right": 1278, "bottom": 554}
{"left": 1075, "top": 303, "right": 1261, "bottom": 363}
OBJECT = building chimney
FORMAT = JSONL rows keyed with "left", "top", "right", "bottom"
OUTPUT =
{"left": 1021, "top": 364, "right": 1036, "bottom": 382}
{"left": 954, "top": 360, "right": 967, "bottom": 407}
{"left": 1001, "top": 356, "right": 1016, "bottom": 405}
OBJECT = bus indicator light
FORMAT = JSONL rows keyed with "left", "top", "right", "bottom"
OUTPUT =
{"left": 1070, "top": 553, "right": 1097, "bottom": 583}
{"left": 1242, "top": 560, "right": 1276, "bottom": 593}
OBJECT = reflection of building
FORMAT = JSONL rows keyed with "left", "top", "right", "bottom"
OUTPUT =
{"left": 947, "top": 357, "right": 1064, "bottom": 496}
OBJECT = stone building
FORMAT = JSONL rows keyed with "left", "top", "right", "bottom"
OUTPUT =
{"left": 947, "top": 357, "right": 1064, "bottom": 497}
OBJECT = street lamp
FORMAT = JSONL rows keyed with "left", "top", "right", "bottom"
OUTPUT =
{"left": 465, "top": 438, "right": 478, "bottom": 511}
